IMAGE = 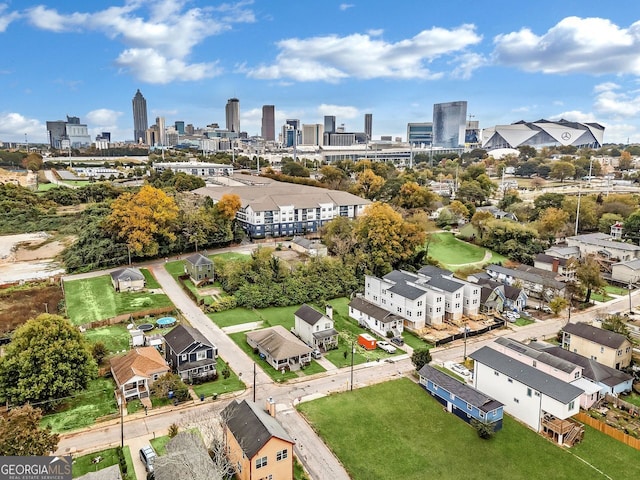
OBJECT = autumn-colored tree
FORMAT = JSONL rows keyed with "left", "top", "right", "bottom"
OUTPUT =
{"left": 349, "top": 169, "right": 385, "bottom": 199}
{"left": 319, "top": 165, "right": 349, "bottom": 190}
{"left": 550, "top": 161, "right": 576, "bottom": 182}
{"left": 395, "top": 182, "right": 437, "bottom": 209}
{"left": 548, "top": 296, "right": 567, "bottom": 316}
{"left": 470, "top": 210, "right": 494, "bottom": 240}
{"left": 321, "top": 216, "right": 357, "bottom": 258}
{"left": 448, "top": 200, "right": 470, "bottom": 221}
{"left": 570, "top": 255, "right": 606, "bottom": 303}
{"left": 618, "top": 150, "right": 633, "bottom": 170}
{"left": 355, "top": 202, "right": 426, "bottom": 276}
{"left": 0, "top": 405, "right": 59, "bottom": 455}
{"left": 215, "top": 193, "right": 242, "bottom": 220}
{"left": 536, "top": 207, "right": 570, "bottom": 237}
{"left": 107, "top": 185, "right": 179, "bottom": 257}
{"left": 561, "top": 195, "right": 598, "bottom": 232}
{"left": 21, "top": 153, "right": 43, "bottom": 171}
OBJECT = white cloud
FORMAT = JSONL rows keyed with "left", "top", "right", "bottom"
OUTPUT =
{"left": 549, "top": 110, "right": 598, "bottom": 123}
{"left": 245, "top": 25, "right": 482, "bottom": 82}
{"left": 339, "top": 4, "right": 354, "bottom": 11}
{"left": 451, "top": 52, "right": 486, "bottom": 79}
{"left": 24, "top": 1, "right": 254, "bottom": 83}
{"left": 592, "top": 82, "right": 640, "bottom": 117}
{"left": 0, "top": 113, "right": 46, "bottom": 143}
{"left": 0, "top": 4, "right": 20, "bottom": 32}
{"left": 367, "top": 29, "right": 383, "bottom": 36}
{"left": 493, "top": 17, "right": 640, "bottom": 75}
{"left": 116, "top": 48, "right": 221, "bottom": 84}
{"left": 86, "top": 109, "right": 122, "bottom": 126}
{"left": 317, "top": 104, "right": 359, "bottom": 119}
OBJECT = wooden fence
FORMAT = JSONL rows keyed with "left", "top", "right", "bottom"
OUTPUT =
{"left": 604, "top": 393, "right": 640, "bottom": 416}
{"left": 80, "top": 306, "right": 175, "bottom": 330}
{"left": 575, "top": 411, "right": 640, "bottom": 451}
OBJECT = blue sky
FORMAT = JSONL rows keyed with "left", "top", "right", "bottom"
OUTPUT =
{"left": 2, "top": 0, "right": 640, "bottom": 145}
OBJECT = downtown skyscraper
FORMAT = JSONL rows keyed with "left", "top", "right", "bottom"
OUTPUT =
{"left": 433, "top": 101, "right": 467, "bottom": 148}
{"left": 132, "top": 89, "right": 148, "bottom": 144}
{"left": 261, "top": 105, "right": 275, "bottom": 141}
{"left": 226, "top": 98, "right": 240, "bottom": 133}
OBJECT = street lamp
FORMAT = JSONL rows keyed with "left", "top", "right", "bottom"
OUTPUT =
{"left": 350, "top": 341, "right": 356, "bottom": 391}
{"left": 629, "top": 280, "right": 634, "bottom": 314}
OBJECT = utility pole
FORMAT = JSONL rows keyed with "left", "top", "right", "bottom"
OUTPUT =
{"left": 574, "top": 184, "right": 582, "bottom": 236}
{"left": 253, "top": 362, "right": 256, "bottom": 402}
{"left": 120, "top": 398, "right": 124, "bottom": 448}
{"left": 350, "top": 341, "right": 355, "bottom": 391}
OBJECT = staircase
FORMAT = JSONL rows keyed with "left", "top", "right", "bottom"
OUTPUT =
{"left": 564, "top": 424, "right": 584, "bottom": 447}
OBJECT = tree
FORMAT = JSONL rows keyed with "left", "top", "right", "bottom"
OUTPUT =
{"left": 598, "top": 213, "right": 623, "bottom": 234}
{"left": 394, "top": 181, "right": 437, "bottom": 209}
{"left": 571, "top": 255, "right": 606, "bottom": 303}
{"left": 107, "top": 185, "right": 179, "bottom": 257}
{"left": 0, "top": 314, "right": 97, "bottom": 407}
{"left": 601, "top": 314, "right": 630, "bottom": 338}
{"left": 549, "top": 161, "right": 576, "bottom": 182}
{"left": 350, "top": 169, "right": 385, "bottom": 199}
{"left": 91, "top": 342, "right": 109, "bottom": 364}
{"left": 618, "top": 151, "right": 633, "bottom": 170}
{"left": 151, "top": 373, "right": 190, "bottom": 401}
{"left": 456, "top": 180, "right": 487, "bottom": 206}
{"left": 0, "top": 405, "right": 59, "bottom": 455}
{"left": 548, "top": 296, "right": 568, "bottom": 316}
{"left": 470, "top": 418, "right": 496, "bottom": 440}
{"left": 448, "top": 200, "right": 470, "bottom": 221}
{"left": 624, "top": 209, "right": 640, "bottom": 244}
{"left": 411, "top": 348, "right": 432, "bottom": 371}
{"left": 281, "top": 160, "right": 310, "bottom": 177}
{"left": 215, "top": 193, "right": 241, "bottom": 220}
{"left": 21, "top": 153, "right": 44, "bottom": 171}
{"left": 536, "top": 207, "right": 570, "bottom": 238}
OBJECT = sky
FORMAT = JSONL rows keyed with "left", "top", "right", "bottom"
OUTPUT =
{"left": 2, "top": 0, "right": 640, "bottom": 145}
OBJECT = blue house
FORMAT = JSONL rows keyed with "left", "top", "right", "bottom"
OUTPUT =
{"left": 418, "top": 364, "right": 504, "bottom": 431}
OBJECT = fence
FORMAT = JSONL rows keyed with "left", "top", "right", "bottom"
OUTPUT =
{"left": 604, "top": 393, "right": 640, "bottom": 416}
{"left": 434, "top": 320, "right": 504, "bottom": 347}
{"left": 575, "top": 411, "right": 640, "bottom": 451}
{"left": 80, "top": 306, "right": 176, "bottom": 330}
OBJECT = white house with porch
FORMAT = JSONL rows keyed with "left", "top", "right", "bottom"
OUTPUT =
{"left": 293, "top": 304, "right": 339, "bottom": 351}
{"left": 109, "top": 347, "right": 169, "bottom": 403}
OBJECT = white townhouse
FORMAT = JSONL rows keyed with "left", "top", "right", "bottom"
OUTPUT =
{"left": 471, "top": 346, "right": 583, "bottom": 445}
{"left": 193, "top": 176, "right": 370, "bottom": 238}
{"left": 361, "top": 267, "right": 480, "bottom": 331}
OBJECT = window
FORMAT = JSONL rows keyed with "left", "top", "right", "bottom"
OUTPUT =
{"left": 494, "top": 371, "right": 499, "bottom": 376}
{"left": 574, "top": 372, "right": 580, "bottom": 379}
{"left": 418, "top": 311, "right": 423, "bottom": 316}
{"left": 397, "top": 307, "right": 402, "bottom": 313}
{"left": 514, "top": 398, "right": 520, "bottom": 404}
{"left": 600, "top": 346, "right": 605, "bottom": 353}
{"left": 256, "top": 456, "right": 267, "bottom": 469}
{"left": 507, "top": 378, "right": 513, "bottom": 383}
{"left": 276, "top": 449, "right": 288, "bottom": 461}
{"left": 324, "top": 323, "right": 331, "bottom": 330}
{"left": 568, "top": 400, "right": 575, "bottom": 410}
{"left": 527, "top": 388, "right": 532, "bottom": 397}
{"left": 417, "top": 301, "right": 423, "bottom": 306}
{"left": 534, "top": 392, "right": 540, "bottom": 397}
{"left": 373, "top": 295, "right": 378, "bottom": 302}
{"left": 181, "top": 354, "right": 187, "bottom": 361}
{"left": 196, "top": 351, "right": 207, "bottom": 361}
{"left": 618, "top": 349, "right": 622, "bottom": 356}
{"left": 467, "top": 403, "right": 472, "bottom": 411}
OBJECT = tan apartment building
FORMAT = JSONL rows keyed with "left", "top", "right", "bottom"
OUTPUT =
{"left": 561, "top": 322, "right": 632, "bottom": 370}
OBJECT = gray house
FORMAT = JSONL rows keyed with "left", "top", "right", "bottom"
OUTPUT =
{"left": 184, "top": 253, "right": 214, "bottom": 286}
{"left": 110, "top": 267, "right": 145, "bottom": 292}
{"left": 164, "top": 324, "right": 217, "bottom": 381}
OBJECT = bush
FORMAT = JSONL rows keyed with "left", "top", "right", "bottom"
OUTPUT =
{"left": 151, "top": 373, "right": 190, "bottom": 402}
{"left": 471, "top": 419, "right": 496, "bottom": 439}
{"left": 221, "top": 368, "right": 231, "bottom": 380}
{"left": 168, "top": 423, "right": 179, "bottom": 438}
{"left": 91, "top": 342, "right": 109, "bottom": 364}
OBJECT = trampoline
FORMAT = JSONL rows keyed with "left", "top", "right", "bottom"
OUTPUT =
{"left": 138, "top": 323, "right": 154, "bottom": 332}
{"left": 156, "top": 317, "right": 177, "bottom": 328}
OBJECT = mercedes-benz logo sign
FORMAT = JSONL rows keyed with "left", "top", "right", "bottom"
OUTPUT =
{"left": 561, "top": 132, "right": 571, "bottom": 141}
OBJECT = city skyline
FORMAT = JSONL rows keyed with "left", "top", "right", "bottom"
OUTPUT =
{"left": 1, "top": 1, "right": 640, "bottom": 144}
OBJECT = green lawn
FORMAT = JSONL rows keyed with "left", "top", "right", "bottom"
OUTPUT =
{"left": 126, "top": 398, "right": 143, "bottom": 414}
{"left": 37, "top": 182, "right": 59, "bottom": 192}
{"left": 83, "top": 324, "right": 131, "bottom": 354}
{"left": 211, "top": 252, "right": 251, "bottom": 262}
{"left": 141, "top": 268, "right": 161, "bottom": 289}
{"left": 605, "top": 285, "right": 630, "bottom": 296}
{"left": 427, "top": 232, "right": 508, "bottom": 270}
{"left": 150, "top": 435, "right": 171, "bottom": 456}
{"left": 298, "top": 378, "right": 640, "bottom": 480}
{"left": 209, "top": 308, "right": 262, "bottom": 328}
{"left": 621, "top": 391, "right": 640, "bottom": 407}
{"left": 191, "top": 357, "right": 246, "bottom": 398}
{"left": 590, "top": 292, "right": 614, "bottom": 302}
{"left": 513, "top": 317, "right": 535, "bottom": 327}
{"left": 72, "top": 446, "right": 135, "bottom": 479}
{"left": 164, "top": 260, "right": 185, "bottom": 278}
{"left": 64, "top": 275, "right": 173, "bottom": 325}
{"left": 42, "top": 378, "right": 118, "bottom": 433}
{"left": 401, "top": 330, "right": 433, "bottom": 350}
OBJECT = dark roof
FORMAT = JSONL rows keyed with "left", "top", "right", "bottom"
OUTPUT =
{"left": 535, "top": 253, "right": 569, "bottom": 267}
{"left": 110, "top": 267, "right": 144, "bottom": 282}
{"left": 427, "top": 275, "right": 464, "bottom": 293}
{"left": 418, "top": 265, "right": 453, "bottom": 278}
{"left": 387, "top": 282, "right": 426, "bottom": 300}
{"left": 383, "top": 270, "right": 418, "bottom": 284}
{"left": 493, "top": 337, "right": 577, "bottom": 374}
{"left": 470, "top": 346, "right": 583, "bottom": 404}
{"left": 76, "top": 465, "right": 122, "bottom": 480}
{"left": 530, "top": 343, "right": 633, "bottom": 387}
{"left": 313, "top": 328, "right": 339, "bottom": 340}
{"left": 295, "top": 304, "right": 325, "bottom": 326}
{"left": 153, "top": 431, "right": 214, "bottom": 480}
{"left": 477, "top": 279, "right": 524, "bottom": 301}
{"left": 562, "top": 322, "right": 629, "bottom": 349}
{"left": 487, "top": 264, "right": 565, "bottom": 290}
{"left": 223, "top": 400, "right": 294, "bottom": 459}
{"left": 418, "top": 364, "right": 503, "bottom": 413}
{"left": 349, "top": 297, "right": 403, "bottom": 324}
{"left": 184, "top": 253, "right": 213, "bottom": 266}
{"left": 164, "top": 324, "right": 214, "bottom": 355}
{"left": 176, "top": 358, "right": 216, "bottom": 373}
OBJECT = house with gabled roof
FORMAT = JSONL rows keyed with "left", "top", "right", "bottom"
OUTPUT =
{"left": 349, "top": 296, "right": 404, "bottom": 338}
{"left": 153, "top": 431, "right": 214, "bottom": 480}
{"left": 476, "top": 278, "right": 527, "bottom": 313}
{"left": 418, "top": 364, "right": 504, "bottom": 431}
{"left": 246, "top": 326, "right": 312, "bottom": 372}
{"left": 164, "top": 324, "right": 217, "bottom": 381}
{"left": 110, "top": 267, "right": 145, "bottom": 292}
{"left": 184, "top": 253, "right": 214, "bottom": 286}
{"left": 109, "top": 347, "right": 169, "bottom": 401}
{"left": 470, "top": 346, "right": 583, "bottom": 445}
{"left": 292, "top": 304, "right": 338, "bottom": 351}
{"left": 223, "top": 399, "right": 295, "bottom": 480}
{"left": 561, "top": 322, "right": 632, "bottom": 370}
{"left": 485, "top": 264, "right": 565, "bottom": 301}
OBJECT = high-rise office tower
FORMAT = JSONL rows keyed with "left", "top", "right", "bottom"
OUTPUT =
{"left": 302, "top": 124, "right": 324, "bottom": 146}
{"left": 407, "top": 123, "right": 433, "bottom": 146}
{"left": 132, "top": 89, "right": 148, "bottom": 144}
{"left": 156, "top": 116, "right": 166, "bottom": 146}
{"left": 324, "top": 116, "right": 336, "bottom": 134}
{"left": 226, "top": 98, "right": 240, "bottom": 132}
{"left": 261, "top": 105, "right": 275, "bottom": 141}
{"left": 433, "top": 101, "right": 467, "bottom": 148}
{"left": 174, "top": 121, "right": 185, "bottom": 135}
{"left": 364, "top": 113, "right": 372, "bottom": 140}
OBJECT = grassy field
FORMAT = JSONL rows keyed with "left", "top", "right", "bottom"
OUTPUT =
{"left": 42, "top": 378, "right": 118, "bottom": 433}
{"left": 65, "top": 275, "right": 173, "bottom": 325}
{"left": 211, "top": 251, "right": 252, "bottom": 262}
{"left": 150, "top": 435, "right": 171, "bottom": 456}
{"left": 298, "top": 378, "right": 640, "bottom": 480}
{"left": 83, "top": 324, "right": 130, "bottom": 353}
{"left": 208, "top": 308, "right": 262, "bottom": 327}
{"left": 605, "top": 285, "right": 629, "bottom": 296}
{"left": 191, "top": 357, "right": 246, "bottom": 398}
{"left": 141, "top": 268, "right": 161, "bottom": 289}
{"left": 427, "top": 232, "right": 508, "bottom": 270}
{"left": 72, "top": 446, "right": 134, "bottom": 479}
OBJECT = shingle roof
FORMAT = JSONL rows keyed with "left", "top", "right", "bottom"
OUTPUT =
{"left": 477, "top": 279, "right": 524, "bottom": 301}
{"left": 76, "top": 465, "right": 122, "bottom": 480}
{"left": 492, "top": 337, "right": 577, "bottom": 374}
{"left": 530, "top": 343, "right": 633, "bottom": 388}
{"left": 487, "top": 264, "right": 565, "bottom": 290}
{"left": 562, "top": 322, "right": 629, "bottom": 349}
{"left": 567, "top": 233, "right": 640, "bottom": 252}
{"left": 153, "top": 431, "right": 214, "bottom": 480}
{"left": 223, "top": 400, "right": 294, "bottom": 459}
{"left": 110, "top": 267, "right": 144, "bottom": 282}
{"left": 184, "top": 253, "right": 213, "bottom": 266}
{"left": 417, "top": 265, "right": 454, "bottom": 278}
{"left": 164, "top": 324, "right": 214, "bottom": 355}
{"left": 109, "top": 347, "right": 169, "bottom": 387}
{"left": 427, "top": 275, "right": 464, "bottom": 293}
{"left": 382, "top": 270, "right": 418, "bottom": 284}
{"left": 387, "top": 282, "right": 426, "bottom": 300}
{"left": 349, "top": 297, "right": 404, "bottom": 324}
{"left": 470, "top": 346, "right": 583, "bottom": 404}
{"left": 418, "top": 364, "right": 503, "bottom": 413}
{"left": 535, "top": 253, "right": 569, "bottom": 267}
{"left": 613, "top": 258, "right": 640, "bottom": 270}
{"left": 246, "top": 325, "right": 312, "bottom": 361}
{"left": 294, "top": 304, "right": 325, "bottom": 326}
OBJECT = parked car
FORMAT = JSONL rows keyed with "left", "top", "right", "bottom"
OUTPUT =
{"left": 450, "top": 363, "right": 471, "bottom": 377}
{"left": 139, "top": 445, "right": 156, "bottom": 473}
{"left": 390, "top": 336, "right": 404, "bottom": 346}
{"left": 377, "top": 341, "right": 397, "bottom": 354}
{"left": 311, "top": 349, "right": 322, "bottom": 359}
{"left": 541, "top": 306, "right": 553, "bottom": 314}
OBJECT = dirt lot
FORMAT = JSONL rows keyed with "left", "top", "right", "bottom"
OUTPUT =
{"left": 0, "top": 283, "right": 64, "bottom": 334}
{"left": 0, "top": 233, "right": 70, "bottom": 284}
{"left": 0, "top": 167, "right": 37, "bottom": 188}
